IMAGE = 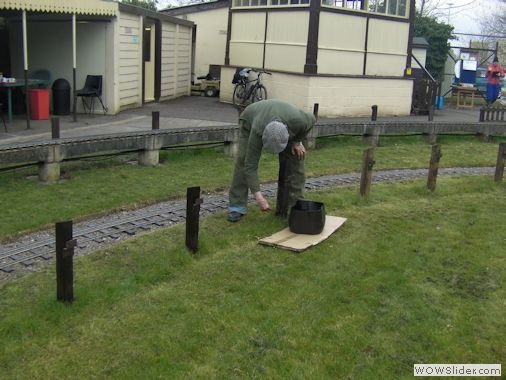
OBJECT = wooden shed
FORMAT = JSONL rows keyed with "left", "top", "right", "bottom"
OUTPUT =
{"left": 164, "top": 0, "right": 417, "bottom": 117}
{"left": 0, "top": 0, "right": 194, "bottom": 116}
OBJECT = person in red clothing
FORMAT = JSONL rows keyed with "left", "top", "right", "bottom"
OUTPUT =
{"left": 485, "top": 56, "right": 505, "bottom": 104}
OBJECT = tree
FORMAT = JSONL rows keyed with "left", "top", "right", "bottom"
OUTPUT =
{"left": 417, "top": 0, "right": 448, "bottom": 19}
{"left": 120, "top": 0, "right": 158, "bottom": 11}
{"left": 414, "top": 12, "right": 456, "bottom": 80}
{"left": 479, "top": 0, "right": 506, "bottom": 37}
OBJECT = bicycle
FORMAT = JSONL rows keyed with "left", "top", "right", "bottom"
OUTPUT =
{"left": 232, "top": 68, "right": 272, "bottom": 107}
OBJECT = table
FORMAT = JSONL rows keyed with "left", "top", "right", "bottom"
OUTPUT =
{"left": 454, "top": 86, "right": 477, "bottom": 109}
{"left": 0, "top": 79, "right": 49, "bottom": 122}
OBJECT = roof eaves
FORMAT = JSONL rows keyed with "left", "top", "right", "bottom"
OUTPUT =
{"left": 118, "top": 2, "right": 194, "bottom": 27}
{"left": 1, "top": 0, "right": 118, "bottom": 16}
{"left": 161, "top": 0, "right": 229, "bottom": 16}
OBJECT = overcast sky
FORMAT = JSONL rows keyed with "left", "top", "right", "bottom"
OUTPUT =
{"left": 436, "top": 0, "right": 485, "bottom": 34}
{"left": 437, "top": 0, "right": 506, "bottom": 50}
{"left": 157, "top": 0, "right": 181, "bottom": 10}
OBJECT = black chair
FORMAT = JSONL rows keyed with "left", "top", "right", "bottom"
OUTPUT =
{"left": 29, "top": 69, "right": 51, "bottom": 88}
{"left": 75, "top": 75, "right": 107, "bottom": 115}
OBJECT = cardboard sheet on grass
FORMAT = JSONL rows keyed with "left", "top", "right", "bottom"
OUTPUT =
{"left": 259, "top": 216, "right": 347, "bottom": 252}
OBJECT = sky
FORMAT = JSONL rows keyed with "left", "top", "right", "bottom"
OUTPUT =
{"left": 157, "top": 0, "right": 184, "bottom": 10}
{"left": 430, "top": 0, "right": 506, "bottom": 54}
{"left": 431, "top": 0, "right": 488, "bottom": 43}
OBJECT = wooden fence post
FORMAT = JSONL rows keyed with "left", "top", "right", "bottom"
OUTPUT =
{"left": 313, "top": 103, "right": 319, "bottom": 120}
{"left": 152, "top": 111, "right": 160, "bottom": 130}
{"left": 275, "top": 157, "right": 290, "bottom": 217}
{"left": 360, "top": 148, "right": 375, "bottom": 196}
{"left": 51, "top": 117, "right": 60, "bottom": 139}
{"left": 371, "top": 105, "right": 378, "bottom": 121}
{"left": 306, "top": 103, "right": 319, "bottom": 149}
{"left": 56, "top": 220, "right": 77, "bottom": 303}
{"left": 186, "top": 186, "right": 203, "bottom": 253}
{"left": 494, "top": 143, "right": 506, "bottom": 183}
{"left": 427, "top": 144, "right": 441, "bottom": 192}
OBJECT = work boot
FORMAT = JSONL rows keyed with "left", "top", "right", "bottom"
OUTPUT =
{"left": 227, "top": 211, "right": 244, "bottom": 222}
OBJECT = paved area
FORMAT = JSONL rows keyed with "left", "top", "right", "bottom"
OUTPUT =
{"left": 0, "top": 96, "right": 240, "bottom": 146}
{"left": 0, "top": 95, "right": 485, "bottom": 147}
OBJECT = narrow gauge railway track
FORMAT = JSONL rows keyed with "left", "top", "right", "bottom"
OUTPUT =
{"left": 0, "top": 194, "right": 230, "bottom": 277}
{"left": 0, "top": 167, "right": 495, "bottom": 281}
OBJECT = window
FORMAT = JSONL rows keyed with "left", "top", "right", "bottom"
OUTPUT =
{"left": 369, "top": 0, "right": 386, "bottom": 14}
{"left": 231, "top": 0, "right": 404, "bottom": 13}
{"left": 233, "top": 0, "right": 308, "bottom": 6}
{"left": 321, "top": 0, "right": 407, "bottom": 17}
{"left": 330, "top": 0, "right": 364, "bottom": 10}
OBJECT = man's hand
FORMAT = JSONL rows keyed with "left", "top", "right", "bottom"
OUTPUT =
{"left": 254, "top": 191, "right": 270, "bottom": 211}
{"left": 291, "top": 142, "right": 306, "bottom": 160}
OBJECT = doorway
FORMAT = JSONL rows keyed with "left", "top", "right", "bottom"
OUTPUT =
{"left": 143, "top": 22, "right": 155, "bottom": 103}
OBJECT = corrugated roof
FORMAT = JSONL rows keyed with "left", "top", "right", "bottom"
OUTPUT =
{"left": 1, "top": 0, "right": 117, "bottom": 16}
{"left": 412, "top": 37, "right": 429, "bottom": 47}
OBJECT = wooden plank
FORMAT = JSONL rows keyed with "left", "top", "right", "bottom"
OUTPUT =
{"left": 259, "top": 216, "right": 347, "bottom": 252}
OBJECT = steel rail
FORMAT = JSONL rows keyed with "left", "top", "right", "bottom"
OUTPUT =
{"left": 0, "top": 167, "right": 495, "bottom": 278}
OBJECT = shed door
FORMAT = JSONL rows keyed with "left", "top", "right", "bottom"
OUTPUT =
{"left": 143, "top": 23, "right": 155, "bottom": 103}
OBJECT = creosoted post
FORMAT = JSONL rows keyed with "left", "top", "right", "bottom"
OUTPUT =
{"left": 56, "top": 220, "right": 77, "bottom": 303}
{"left": 313, "top": 103, "right": 319, "bottom": 120}
{"left": 371, "top": 105, "right": 378, "bottom": 121}
{"left": 152, "top": 111, "right": 159, "bottom": 130}
{"left": 275, "top": 157, "right": 290, "bottom": 217}
{"left": 307, "top": 103, "right": 319, "bottom": 149}
{"left": 360, "top": 148, "right": 375, "bottom": 196}
{"left": 494, "top": 143, "right": 506, "bottom": 182}
{"left": 186, "top": 186, "right": 203, "bottom": 253}
{"left": 427, "top": 144, "right": 441, "bottom": 191}
{"left": 51, "top": 117, "right": 60, "bottom": 139}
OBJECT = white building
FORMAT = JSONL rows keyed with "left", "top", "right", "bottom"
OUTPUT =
{"left": 1, "top": 0, "right": 194, "bottom": 115}
{"left": 163, "top": 0, "right": 417, "bottom": 117}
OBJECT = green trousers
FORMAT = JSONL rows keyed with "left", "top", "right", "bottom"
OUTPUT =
{"left": 228, "top": 137, "right": 306, "bottom": 214}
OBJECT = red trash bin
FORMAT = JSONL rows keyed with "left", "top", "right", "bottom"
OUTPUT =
{"left": 29, "top": 89, "right": 50, "bottom": 120}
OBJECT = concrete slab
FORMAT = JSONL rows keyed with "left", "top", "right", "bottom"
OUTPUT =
{"left": 0, "top": 95, "right": 485, "bottom": 147}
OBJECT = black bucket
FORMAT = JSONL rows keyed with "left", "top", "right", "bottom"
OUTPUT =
{"left": 288, "top": 200, "right": 325, "bottom": 235}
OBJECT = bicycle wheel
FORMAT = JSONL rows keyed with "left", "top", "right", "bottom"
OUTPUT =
{"left": 233, "top": 84, "right": 247, "bottom": 107}
{"left": 252, "top": 85, "right": 267, "bottom": 103}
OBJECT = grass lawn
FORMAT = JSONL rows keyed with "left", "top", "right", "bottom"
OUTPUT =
{"left": 0, "top": 135, "right": 505, "bottom": 239}
{"left": 0, "top": 175, "right": 504, "bottom": 379}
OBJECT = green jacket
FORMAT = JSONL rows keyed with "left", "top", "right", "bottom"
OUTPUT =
{"left": 238, "top": 99, "right": 316, "bottom": 193}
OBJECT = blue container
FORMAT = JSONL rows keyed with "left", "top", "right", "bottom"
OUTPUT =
{"left": 435, "top": 96, "right": 444, "bottom": 110}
